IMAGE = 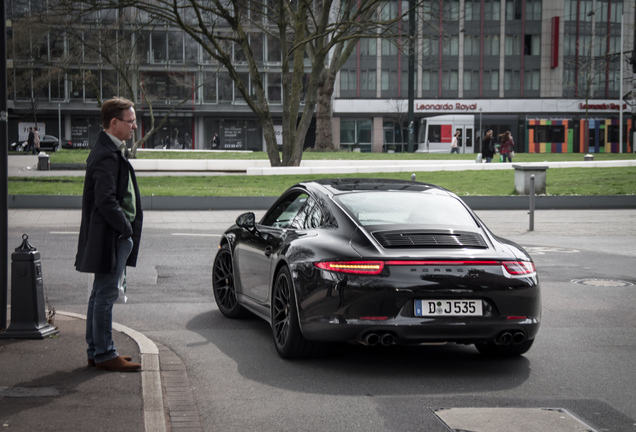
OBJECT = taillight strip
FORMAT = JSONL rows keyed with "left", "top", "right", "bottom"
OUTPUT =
{"left": 386, "top": 260, "right": 501, "bottom": 266}
{"left": 314, "top": 260, "right": 536, "bottom": 276}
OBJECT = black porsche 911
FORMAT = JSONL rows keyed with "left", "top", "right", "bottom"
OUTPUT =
{"left": 212, "top": 178, "right": 540, "bottom": 359}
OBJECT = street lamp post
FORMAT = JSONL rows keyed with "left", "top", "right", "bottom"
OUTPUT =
{"left": 479, "top": 108, "right": 483, "bottom": 152}
{"left": 619, "top": 13, "right": 623, "bottom": 153}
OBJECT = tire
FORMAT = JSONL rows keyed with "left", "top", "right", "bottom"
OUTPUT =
{"left": 271, "top": 266, "right": 322, "bottom": 359}
{"left": 475, "top": 338, "right": 534, "bottom": 357}
{"left": 212, "top": 245, "right": 246, "bottom": 318}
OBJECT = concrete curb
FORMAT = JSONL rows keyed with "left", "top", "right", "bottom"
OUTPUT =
{"left": 58, "top": 311, "right": 167, "bottom": 432}
{"left": 8, "top": 194, "right": 636, "bottom": 210}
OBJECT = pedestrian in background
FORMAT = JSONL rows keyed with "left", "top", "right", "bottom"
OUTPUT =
{"left": 25, "top": 127, "right": 35, "bottom": 154}
{"left": 450, "top": 129, "right": 461, "bottom": 154}
{"left": 499, "top": 131, "right": 514, "bottom": 163}
{"left": 482, "top": 130, "right": 495, "bottom": 163}
{"left": 33, "top": 128, "right": 40, "bottom": 154}
{"left": 75, "top": 97, "right": 144, "bottom": 372}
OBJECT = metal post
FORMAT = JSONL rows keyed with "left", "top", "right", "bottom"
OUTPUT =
{"left": 619, "top": 13, "right": 623, "bottom": 153}
{"left": 407, "top": 0, "right": 415, "bottom": 153}
{"left": 1, "top": 0, "right": 8, "bottom": 330}
{"left": 528, "top": 175, "right": 535, "bottom": 232}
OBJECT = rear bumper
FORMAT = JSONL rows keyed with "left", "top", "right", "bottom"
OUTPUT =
{"left": 301, "top": 315, "right": 540, "bottom": 345}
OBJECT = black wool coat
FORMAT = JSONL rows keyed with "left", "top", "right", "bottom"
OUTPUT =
{"left": 75, "top": 131, "right": 143, "bottom": 274}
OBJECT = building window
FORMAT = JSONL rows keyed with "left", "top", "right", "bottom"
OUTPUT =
{"left": 505, "top": 34, "right": 521, "bottom": 55}
{"left": 441, "top": 70, "right": 458, "bottom": 91}
{"left": 340, "top": 119, "right": 372, "bottom": 146}
{"left": 443, "top": 0, "right": 460, "bottom": 21}
{"left": 484, "top": 34, "right": 500, "bottom": 55}
{"left": 442, "top": 35, "right": 459, "bottom": 56}
{"left": 218, "top": 72, "right": 233, "bottom": 102}
{"left": 422, "top": 36, "right": 439, "bottom": 56}
{"left": 483, "top": 70, "right": 499, "bottom": 91}
{"left": 51, "top": 71, "right": 65, "bottom": 101}
{"left": 465, "top": 0, "right": 481, "bottom": 21}
{"left": 525, "top": 0, "right": 542, "bottom": 21}
{"left": 524, "top": 34, "right": 540, "bottom": 55}
{"left": 151, "top": 31, "right": 167, "bottom": 62}
{"left": 382, "top": 70, "right": 398, "bottom": 91}
{"left": 506, "top": 0, "right": 522, "bottom": 20}
{"left": 484, "top": 0, "right": 501, "bottom": 20}
{"left": 340, "top": 70, "right": 356, "bottom": 91}
{"left": 267, "top": 73, "right": 282, "bottom": 103}
{"left": 185, "top": 34, "right": 199, "bottom": 63}
{"left": 463, "top": 70, "right": 479, "bottom": 91}
{"left": 464, "top": 34, "right": 480, "bottom": 56}
{"left": 360, "top": 70, "right": 376, "bottom": 91}
{"left": 401, "top": 70, "right": 416, "bottom": 92}
{"left": 168, "top": 32, "right": 184, "bottom": 63}
{"left": 524, "top": 70, "right": 540, "bottom": 91}
{"left": 359, "top": 38, "right": 377, "bottom": 56}
{"left": 422, "top": 70, "right": 432, "bottom": 91}
{"left": 382, "top": 38, "right": 399, "bottom": 56}
{"left": 266, "top": 35, "right": 281, "bottom": 64}
{"left": 200, "top": 73, "right": 215, "bottom": 103}
{"left": 504, "top": 70, "right": 520, "bottom": 90}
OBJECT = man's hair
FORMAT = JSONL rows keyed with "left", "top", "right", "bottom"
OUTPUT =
{"left": 101, "top": 97, "right": 135, "bottom": 130}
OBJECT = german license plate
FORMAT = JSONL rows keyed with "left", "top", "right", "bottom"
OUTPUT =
{"left": 415, "top": 300, "right": 482, "bottom": 316}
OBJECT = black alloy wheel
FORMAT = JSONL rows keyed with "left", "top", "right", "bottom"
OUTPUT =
{"left": 212, "top": 245, "right": 246, "bottom": 318}
{"left": 271, "top": 266, "right": 321, "bottom": 359}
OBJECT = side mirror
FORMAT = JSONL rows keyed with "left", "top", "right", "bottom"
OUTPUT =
{"left": 236, "top": 212, "right": 256, "bottom": 230}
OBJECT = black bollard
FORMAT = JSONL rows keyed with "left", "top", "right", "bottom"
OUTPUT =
{"left": 0, "top": 234, "right": 59, "bottom": 339}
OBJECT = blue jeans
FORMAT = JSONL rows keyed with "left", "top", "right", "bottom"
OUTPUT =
{"left": 502, "top": 153, "right": 512, "bottom": 162}
{"left": 86, "top": 236, "right": 133, "bottom": 363}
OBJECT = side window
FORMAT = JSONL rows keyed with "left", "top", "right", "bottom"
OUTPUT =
{"left": 261, "top": 193, "right": 308, "bottom": 228}
{"left": 290, "top": 196, "right": 322, "bottom": 229}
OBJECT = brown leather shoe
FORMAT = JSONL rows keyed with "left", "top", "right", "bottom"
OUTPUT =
{"left": 88, "top": 355, "right": 132, "bottom": 367}
{"left": 96, "top": 356, "right": 141, "bottom": 372}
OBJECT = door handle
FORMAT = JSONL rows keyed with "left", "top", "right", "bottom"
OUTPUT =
{"left": 264, "top": 246, "right": 273, "bottom": 257}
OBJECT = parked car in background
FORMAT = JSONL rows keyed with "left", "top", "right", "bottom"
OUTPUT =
{"left": 10, "top": 135, "right": 67, "bottom": 152}
{"left": 37, "top": 135, "right": 62, "bottom": 152}
{"left": 212, "top": 178, "right": 541, "bottom": 359}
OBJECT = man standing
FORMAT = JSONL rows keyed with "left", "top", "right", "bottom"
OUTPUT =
{"left": 75, "top": 97, "right": 143, "bottom": 372}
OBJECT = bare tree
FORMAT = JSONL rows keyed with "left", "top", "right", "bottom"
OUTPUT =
{"left": 61, "top": 12, "right": 203, "bottom": 156}
{"left": 50, "top": 0, "right": 426, "bottom": 166}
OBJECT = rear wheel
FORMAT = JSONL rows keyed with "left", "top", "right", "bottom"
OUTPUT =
{"left": 212, "top": 245, "right": 246, "bottom": 318}
{"left": 271, "top": 266, "right": 322, "bottom": 359}
{"left": 475, "top": 339, "right": 534, "bottom": 357}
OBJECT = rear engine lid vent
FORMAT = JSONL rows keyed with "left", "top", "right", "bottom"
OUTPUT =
{"left": 373, "top": 230, "right": 488, "bottom": 249}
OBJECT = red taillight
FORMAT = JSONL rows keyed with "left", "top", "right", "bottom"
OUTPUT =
{"left": 502, "top": 261, "right": 536, "bottom": 275}
{"left": 314, "top": 261, "right": 384, "bottom": 275}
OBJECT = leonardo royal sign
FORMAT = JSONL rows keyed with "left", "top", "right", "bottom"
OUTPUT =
{"left": 579, "top": 103, "right": 627, "bottom": 111}
{"left": 416, "top": 103, "right": 478, "bottom": 112}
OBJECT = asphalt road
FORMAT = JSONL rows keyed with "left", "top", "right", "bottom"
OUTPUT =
{"left": 6, "top": 209, "right": 636, "bottom": 432}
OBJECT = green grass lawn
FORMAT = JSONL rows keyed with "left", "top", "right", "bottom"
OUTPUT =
{"left": 9, "top": 166, "right": 636, "bottom": 197}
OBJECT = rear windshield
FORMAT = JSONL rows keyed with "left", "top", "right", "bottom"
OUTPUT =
{"left": 336, "top": 191, "right": 478, "bottom": 227}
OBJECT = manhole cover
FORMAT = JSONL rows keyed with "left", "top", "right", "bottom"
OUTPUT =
{"left": 571, "top": 278, "right": 634, "bottom": 287}
{"left": 431, "top": 407, "right": 597, "bottom": 432}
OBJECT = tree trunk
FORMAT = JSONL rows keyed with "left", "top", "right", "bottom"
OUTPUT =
{"left": 315, "top": 69, "right": 336, "bottom": 151}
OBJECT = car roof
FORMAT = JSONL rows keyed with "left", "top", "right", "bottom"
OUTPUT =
{"left": 303, "top": 178, "right": 451, "bottom": 196}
